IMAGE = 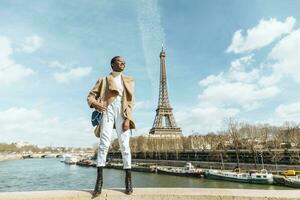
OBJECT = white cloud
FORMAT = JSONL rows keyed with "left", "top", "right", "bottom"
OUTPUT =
{"left": 0, "top": 36, "right": 34, "bottom": 86}
{"left": 17, "top": 35, "right": 43, "bottom": 53}
{"left": 199, "top": 55, "right": 280, "bottom": 111}
{"left": 200, "top": 55, "right": 259, "bottom": 86}
{"left": 275, "top": 102, "right": 300, "bottom": 120}
{"left": 176, "top": 51, "right": 283, "bottom": 134}
{"left": 176, "top": 17, "right": 300, "bottom": 135}
{"left": 199, "top": 73, "right": 225, "bottom": 87}
{"left": 269, "top": 29, "right": 300, "bottom": 84}
{"left": 199, "top": 82, "right": 280, "bottom": 111}
{"left": 227, "top": 17, "right": 295, "bottom": 53}
{"left": 136, "top": 0, "right": 165, "bottom": 95}
{"left": 53, "top": 66, "right": 92, "bottom": 83}
{"left": 264, "top": 102, "right": 300, "bottom": 125}
{"left": 228, "top": 55, "right": 261, "bottom": 83}
{"left": 0, "top": 107, "right": 94, "bottom": 147}
{"left": 135, "top": 100, "right": 151, "bottom": 110}
{"left": 49, "top": 60, "right": 69, "bottom": 70}
{"left": 175, "top": 105, "right": 240, "bottom": 134}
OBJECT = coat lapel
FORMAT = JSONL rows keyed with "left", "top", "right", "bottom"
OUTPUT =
{"left": 122, "top": 74, "right": 133, "bottom": 99}
{"left": 107, "top": 73, "right": 133, "bottom": 99}
{"left": 107, "top": 74, "right": 118, "bottom": 92}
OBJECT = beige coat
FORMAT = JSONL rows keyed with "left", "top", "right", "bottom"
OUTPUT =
{"left": 87, "top": 73, "right": 135, "bottom": 131}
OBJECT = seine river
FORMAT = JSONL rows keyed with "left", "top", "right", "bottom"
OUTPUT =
{"left": 0, "top": 158, "right": 292, "bottom": 192}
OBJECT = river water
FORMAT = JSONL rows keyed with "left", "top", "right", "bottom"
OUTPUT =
{"left": 0, "top": 158, "right": 292, "bottom": 192}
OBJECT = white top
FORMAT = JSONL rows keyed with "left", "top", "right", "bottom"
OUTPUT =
{"left": 112, "top": 73, "right": 124, "bottom": 97}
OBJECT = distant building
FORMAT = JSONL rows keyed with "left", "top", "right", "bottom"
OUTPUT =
{"left": 14, "top": 141, "right": 30, "bottom": 148}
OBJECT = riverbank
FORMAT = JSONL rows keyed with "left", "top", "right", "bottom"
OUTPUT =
{"left": 0, "top": 153, "right": 22, "bottom": 162}
{"left": 1, "top": 188, "right": 300, "bottom": 200}
{"left": 130, "top": 159, "right": 300, "bottom": 171}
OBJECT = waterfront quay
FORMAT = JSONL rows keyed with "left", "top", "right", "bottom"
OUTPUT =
{"left": 1, "top": 188, "right": 300, "bottom": 200}
{"left": 74, "top": 158, "right": 300, "bottom": 189}
{"left": 108, "top": 149, "right": 300, "bottom": 170}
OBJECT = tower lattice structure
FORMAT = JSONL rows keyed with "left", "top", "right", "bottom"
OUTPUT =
{"left": 149, "top": 47, "right": 182, "bottom": 137}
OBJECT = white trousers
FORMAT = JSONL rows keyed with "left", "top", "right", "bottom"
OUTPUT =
{"left": 97, "top": 97, "right": 131, "bottom": 169}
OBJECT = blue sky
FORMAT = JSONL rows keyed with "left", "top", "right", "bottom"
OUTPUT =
{"left": 1, "top": 0, "right": 300, "bottom": 147}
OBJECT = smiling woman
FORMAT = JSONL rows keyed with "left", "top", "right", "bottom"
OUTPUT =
{"left": 87, "top": 56, "right": 135, "bottom": 197}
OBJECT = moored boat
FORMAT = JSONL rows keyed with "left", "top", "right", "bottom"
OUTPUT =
{"left": 62, "top": 154, "right": 79, "bottom": 164}
{"left": 156, "top": 162, "right": 203, "bottom": 177}
{"left": 22, "top": 155, "right": 33, "bottom": 159}
{"left": 280, "top": 170, "right": 300, "bottom": 176}
{"left": 76, "top": 159, "right": 96, "bottom": 167}
{"left": 204, "top": 169, "right": 273, "bottom": 184}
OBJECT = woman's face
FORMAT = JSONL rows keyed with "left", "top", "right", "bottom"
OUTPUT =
{"left": 112, "top": 57, "right": 126, "bottom": 72}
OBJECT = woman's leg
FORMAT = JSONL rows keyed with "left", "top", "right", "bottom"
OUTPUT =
{"left": 114, "top": 100, "right": 133, "bottom": 194}
{"left": 92, "top": 104, "right": 114, "bottom": 198}
{"left": 97, "top": 105, "right": 114, "bottom": 167}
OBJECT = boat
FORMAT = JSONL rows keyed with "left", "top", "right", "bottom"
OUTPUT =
{"left": 204, "top": 169, "right": 273, "bottom": 184}
{"left": 76, "top": 159, "right": 96, "bottom": 167}
{"left": 22, "top": 155, "right": 33, "bottom": 159}
{"left": 273, "top": 175, "right": 300, "bottom": 188}
{"left": 106, "top": 162, "right": 124, "bottom": 169}
{"left": 156, "top": 162, "right": 204, "bottom": 177}
{"left": 62, "top": 154, "right": 79, "bottom": 164}
{"left": 280, "top": 170, "right": 300, "bottom": 176}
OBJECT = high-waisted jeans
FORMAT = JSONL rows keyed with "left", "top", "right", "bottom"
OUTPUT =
{"left": 97, "top": 96, "right": 131, "bottom": 169}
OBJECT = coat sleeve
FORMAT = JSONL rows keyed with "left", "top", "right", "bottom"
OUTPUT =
{"left": 87, "top": 78, "right": 103, "bottom": 108}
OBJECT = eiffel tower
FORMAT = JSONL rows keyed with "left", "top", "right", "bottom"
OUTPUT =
{"left": 149, "top": 46, "right": 182, "bottom": 137}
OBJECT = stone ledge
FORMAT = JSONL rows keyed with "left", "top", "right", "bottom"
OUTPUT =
{"left": 0, "top": 188, "right": 300, "bottom": 200}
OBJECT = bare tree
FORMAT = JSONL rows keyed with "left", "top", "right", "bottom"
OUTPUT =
{"left": 215, "top": 133, "right": 228, "bottom": 169}
{"left": 110, "top": 138, "right": 119, "bottom": 152}
{"left": 283, "top": 122, "right": 300, "bottom": 164}
{"left": 268, "top": 127, "right": 284, "bottom": 170}
{"left": 227, "top": 118, "right": 242, "bottom": 169}
{"left": 242, "top": 123, "right": 260, "bottom": 169}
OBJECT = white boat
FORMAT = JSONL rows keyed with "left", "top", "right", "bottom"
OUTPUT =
{"left": 156, "top": 162, "right": 203, "bottom": 177}
{"left": 62, "top": 154, "right": 79, "bottom": 164}
{"left": 205, "top": 169, "right": 273, "bottom": 184}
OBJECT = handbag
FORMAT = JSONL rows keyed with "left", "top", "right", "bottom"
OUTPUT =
{"left": 91, "top": 77, "right": 106, "bottom": 138}
{"left": 91, "top": 110, "right": 103, "bottom": 127}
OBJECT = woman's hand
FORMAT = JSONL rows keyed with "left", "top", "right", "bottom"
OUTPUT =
{"left": 123, "top": 118, "right": 130, "bottom": 132}
{"left": 92, "top": 101, "right": 107, "bottom": 112}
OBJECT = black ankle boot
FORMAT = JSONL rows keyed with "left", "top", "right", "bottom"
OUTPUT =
{"left": 125, "top": 169, "right": 133, "bottom": 195}
{"left": 92, "top": 167, "right": 103, "bottom": 199}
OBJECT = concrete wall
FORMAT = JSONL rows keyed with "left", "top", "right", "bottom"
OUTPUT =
{"left": 1, "top": 188, "right": 300, "bottom": 200}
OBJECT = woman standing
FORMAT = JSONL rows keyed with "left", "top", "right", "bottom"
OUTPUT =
{"left": 87, "top": 56, "right": 135, "bottom": 198}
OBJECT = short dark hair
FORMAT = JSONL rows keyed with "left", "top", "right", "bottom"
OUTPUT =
{"left": 110, "top": 56, "right": 122, "bottom": 68}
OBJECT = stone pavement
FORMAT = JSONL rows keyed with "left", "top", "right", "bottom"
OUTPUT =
{"left": 0, "top": 188, "right": 300, "bottom": 200}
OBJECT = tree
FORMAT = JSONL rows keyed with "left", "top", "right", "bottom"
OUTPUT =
{"left": 242, "top": 123, "right": 260, "bottom": 169}
{"left": 268, "top": 126, "right": 284, "bottom": 170}
{"left": 227, "top": 118, "right": 242, "bottom": 169}
{"left": 215, "top": 133, "right": 228, "bottom": 169}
